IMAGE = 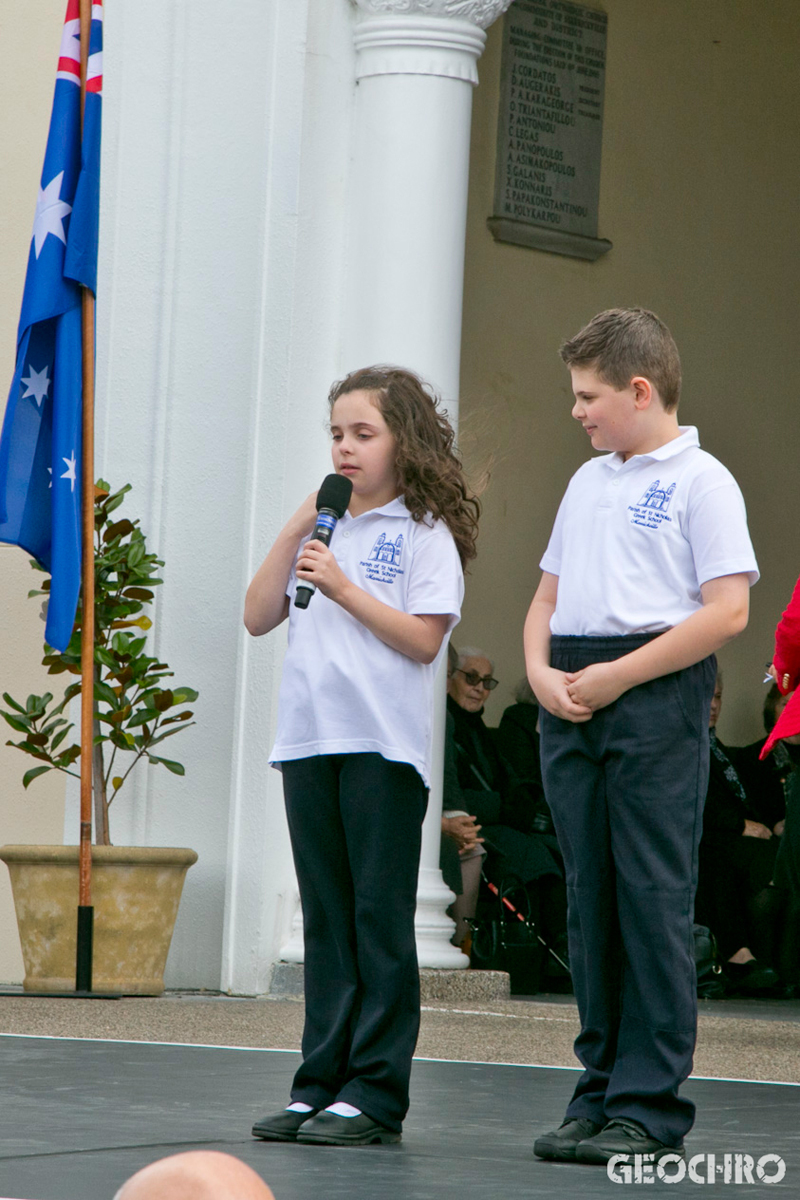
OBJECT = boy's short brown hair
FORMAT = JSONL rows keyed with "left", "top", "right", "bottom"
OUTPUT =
{"left": 559, "top": 307, "right": 681, "bottom": 412}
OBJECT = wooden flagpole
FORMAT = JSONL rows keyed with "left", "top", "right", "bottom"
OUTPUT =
{"left": 76, "top": 0, "right": 95, "bottom": 993}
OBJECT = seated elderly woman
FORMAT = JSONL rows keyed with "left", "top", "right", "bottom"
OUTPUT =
{"left": 439, "top": 642, "right": 487, "bottom": 949}
{"left": 446, "top": 646, "right": 566, "bottom": 962}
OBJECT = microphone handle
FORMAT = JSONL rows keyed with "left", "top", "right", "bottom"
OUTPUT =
{"left": 294, "top": 508, "right": 339, "bottom": 609}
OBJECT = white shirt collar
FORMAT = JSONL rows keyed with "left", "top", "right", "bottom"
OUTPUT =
{"left": 604, "top": 426, "right": 699, "bottom": 471}
{"left": 340, "top": 496, "right": 409, "bottom": 524}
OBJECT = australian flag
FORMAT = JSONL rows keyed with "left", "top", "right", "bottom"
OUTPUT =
{"left": 0, "top": 0, "right": 103, "bottom": 652}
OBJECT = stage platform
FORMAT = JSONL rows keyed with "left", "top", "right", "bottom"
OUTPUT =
{"left": 0, "top": 1034, "right": 797, "bottom": 1199}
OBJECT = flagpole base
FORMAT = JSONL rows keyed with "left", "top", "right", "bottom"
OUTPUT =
{"left": 76, "top": 904, "right": 94, "bottom": 992}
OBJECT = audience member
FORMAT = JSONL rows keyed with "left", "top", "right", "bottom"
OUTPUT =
{"left": 115, "top": 1151, "right": 274, "bottom": 1200}
{"left": 446, "top": 646, "right": 567, "bottom": 959}
{"left": 496, "top": 678, "right": 554, "bottom": 834}
{"left": 440, "top": 641, "right": 486, "bottom": 947}
{"left": 695, "top": 671, "right": 781, "bottom": 993}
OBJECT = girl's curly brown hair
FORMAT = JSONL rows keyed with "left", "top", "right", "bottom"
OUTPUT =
{"left": 328, "top": 366, "right": 480, "bottom": 567}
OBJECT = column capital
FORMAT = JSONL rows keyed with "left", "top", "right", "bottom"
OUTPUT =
{"left": 353, "top": 1, "right": 513, "bottom": 31}
{"left": 352, "top": 0, "right": 514, "bottom": 83}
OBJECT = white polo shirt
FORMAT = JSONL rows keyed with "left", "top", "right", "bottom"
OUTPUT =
{"left": 540, "top": 426, "right": 759, "bottom": 636}
{"left": 270, "top": 497, "right": 463, "bottom": 786}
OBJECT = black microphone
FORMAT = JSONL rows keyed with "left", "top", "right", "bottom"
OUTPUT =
{"left": 294, "top": 473, "right": 353, "bottom": 609}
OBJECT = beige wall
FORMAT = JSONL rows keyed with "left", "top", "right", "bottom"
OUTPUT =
{"left": 0, "top": 3, "right": 70, "bottom": 981}
{"left": 458, "top": 0, "right": 800, "bottom": 746}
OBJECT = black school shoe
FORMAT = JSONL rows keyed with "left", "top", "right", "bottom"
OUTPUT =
{"left": 575, "top": 1118, "right": 685, "bottom": 1165}
{"left": 251, "top": 1108, "right": 319, "bottom": 1141}
{"left": 533, "top": 1117, "right": 603, "bottom": 1161}
{"left": 296, "top": 1111, "right": 401, "bottom": 1146}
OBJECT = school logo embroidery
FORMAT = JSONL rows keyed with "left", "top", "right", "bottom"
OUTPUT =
{"left": 369, "top": 532, "right": 404, "bottom": 564}
{"left": 361, "top": 532, "right": 405, "bottom": 583}
{"left": 637, "top": 479, "right": 676, "bottom": 512}
{"left": 628, "top": 479, "right": 677, "bottom": 531}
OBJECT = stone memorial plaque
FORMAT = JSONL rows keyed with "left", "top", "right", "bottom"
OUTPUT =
{"left": 488, "top": 0, "right": 611, "bottom": 260}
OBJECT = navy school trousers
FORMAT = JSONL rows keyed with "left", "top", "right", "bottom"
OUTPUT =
{"left": 281, "top": 752, "right": 428, "bottom": 1132}
{"left": 539, "top": 634, "right": 716, "bottom": 1146}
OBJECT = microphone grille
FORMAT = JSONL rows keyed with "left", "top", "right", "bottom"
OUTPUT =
{"left": 317, "top": 473, "right": 353, "bottom": 518}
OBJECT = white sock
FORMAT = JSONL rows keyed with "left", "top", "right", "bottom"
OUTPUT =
{"left": 286, "top": 1101, "right": 314, "bottom": 1113}
{"left": 325, "top": 1102, "right": 362, "bottom": 1118}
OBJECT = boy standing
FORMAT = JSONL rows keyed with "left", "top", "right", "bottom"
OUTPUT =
{"left": 525, "top": 309, "right": 758, "bottom": 1165}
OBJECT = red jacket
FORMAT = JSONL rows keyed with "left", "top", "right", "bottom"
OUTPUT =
{"left": 761, "top": 574, "right": 800, "bottom": 757}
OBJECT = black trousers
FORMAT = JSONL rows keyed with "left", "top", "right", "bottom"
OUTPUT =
{"left": 281, "top": 752, "right": 427, "bottom": 1132}
{"left": 539, "top": 635, "right": 716, "bottom": 1147}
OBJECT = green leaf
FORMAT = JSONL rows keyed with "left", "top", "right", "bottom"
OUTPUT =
{"left": 103, "top": 518, "right": 135, "bottom": 543}
{"left": 2, "top": 713, "right": 32, "bottom": 733}
{"left": 50, "top": 726, "right": 71, "bottom": 752}
{"left": 57, "top": 745, "right": 81, "bottom": 767}
{"left": 2, "top": 695, "right": 28, "bottom": 715}
{"left": 94, "top": 681, "right": 120, "bottom": 707}
{"left": 146, "top": 724, "right": 195, "bottom": 748}
{"left": 124, "top": 710, "right": 158, "bottom": 729}
{"left": 123, "top": 587, "right": 154, "bottom": 601}
{"left": 127, "top": 540, "right": 145, "bottom": 567}
{"left": 95, "top": 648, "right": 117, "bottom": 669}
{"left": 111, "top": 776, "right": 124, "bottom": 792}
{"left": 40, "top": 717, "right": 69, "bottom": 736}
{"left": 153, "top": 689, "right": 174, "bottom": 712}
{"left": 172, "top": 689, "right": 199, "bottom": 704}
{"left": 52, "top": 684, "right": 82, "bottom": 715}
{"left": 17, "top": 746, "right": 52, "bottom": 763}
{"left": 147, "top": 755, "right": 185, "bottom": 775}
{"left": 23, "top": 766, "right": 52, "bottom": 789}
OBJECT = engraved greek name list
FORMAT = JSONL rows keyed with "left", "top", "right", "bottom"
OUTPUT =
{"left": 489, "top": 0, "right": 611, "bottom": 260}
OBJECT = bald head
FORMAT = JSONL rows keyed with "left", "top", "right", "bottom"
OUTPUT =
{"left": 115, "top": 1151, "right": 274, "bottom": 1200}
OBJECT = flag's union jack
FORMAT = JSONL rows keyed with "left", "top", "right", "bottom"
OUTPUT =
{"left": 0, "top": 0, "right": 103, "bottom": 652}
{"left": 57, "top": 0, "right": 103, "bottom": 91}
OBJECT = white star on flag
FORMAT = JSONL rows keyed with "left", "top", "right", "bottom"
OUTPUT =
{"left": 61, "top": 452, "right": 77, "bottom": 492}
{"left": 20, "top": 364, "right": 51, "bottom": 408}
{"left": 32, "top": 172, "right": 72, "bottom": 259}
{"left": 47, "top": 467, "right": 53, "bottom": 489}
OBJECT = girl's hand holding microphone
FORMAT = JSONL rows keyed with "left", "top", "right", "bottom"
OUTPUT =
{"left": 295, "top": 540, "right": 348, "bottom": 602}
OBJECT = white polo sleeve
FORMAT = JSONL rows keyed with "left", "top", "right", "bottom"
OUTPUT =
{"left": 685, "top": 478, "right": 759, "bottom": 587}
{"left": 539, "top": 489, "right": 569, "bottom": 577}
{"left": 405, "top": 519, "right": 464, "bottom": 630}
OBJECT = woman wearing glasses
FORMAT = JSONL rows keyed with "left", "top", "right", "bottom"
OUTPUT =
{"left": 446, "top": 647, "right": 567, "bottom": 980}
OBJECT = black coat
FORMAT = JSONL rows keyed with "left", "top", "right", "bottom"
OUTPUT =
{"left": 702, "top": 735, "right": 785, "bottom": 846}
{"left": 446, "top": 696, "right": 561, "bottom": 886}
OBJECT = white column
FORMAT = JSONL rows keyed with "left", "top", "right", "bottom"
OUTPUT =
{"left": 345, "top": 0, "right": 513, "bottom": 968}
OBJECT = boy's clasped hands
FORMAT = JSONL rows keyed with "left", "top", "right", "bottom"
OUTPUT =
{"left": 532, "top": 661, "right": 630, "bottom": 723}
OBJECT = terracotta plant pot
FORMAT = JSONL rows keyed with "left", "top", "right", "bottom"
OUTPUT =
{"left": 0, "top": 845, "right": 198, "bottom": 995}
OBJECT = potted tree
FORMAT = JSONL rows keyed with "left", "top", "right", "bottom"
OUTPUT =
{"left": 0, "top": 481, "right": 199, "bottom": 994}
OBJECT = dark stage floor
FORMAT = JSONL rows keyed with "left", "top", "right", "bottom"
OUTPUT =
{"left": 0, "top": 1035, "right": 797, "bottom": 1199}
